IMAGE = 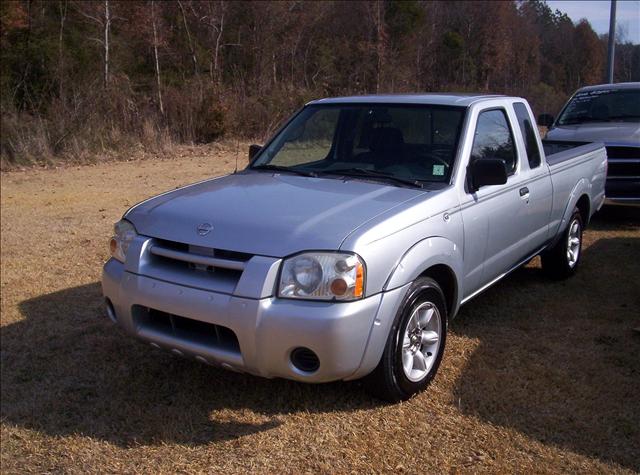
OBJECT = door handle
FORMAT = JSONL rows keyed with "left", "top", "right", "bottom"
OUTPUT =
{"left": 519, "top": 187, "right": 529, "bottom": 197}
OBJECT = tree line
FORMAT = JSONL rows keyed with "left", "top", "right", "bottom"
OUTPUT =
{"left": 1, "top": 0, "right": 638, "bottom": 167}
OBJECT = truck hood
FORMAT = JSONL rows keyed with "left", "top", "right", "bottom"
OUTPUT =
{"left": 125, "top": 172, "right": 426, "bottom": 256}
{"left": 546, "top": 122, "right": 640, "bottom": 144}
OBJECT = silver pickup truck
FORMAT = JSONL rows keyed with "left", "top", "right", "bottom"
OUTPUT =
{"left": 102, "top": 94, "right": 607, "bottom": 401}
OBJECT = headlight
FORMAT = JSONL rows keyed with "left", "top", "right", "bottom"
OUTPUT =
{"left": 109, "top": 219, "right": 137, "bottom": 263}
{"left": 278, "top": 252, "right": 365, "bottom": 301}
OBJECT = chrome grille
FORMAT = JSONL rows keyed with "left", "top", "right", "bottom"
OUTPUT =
{"left": 150, "top": 244, "right": 248, "bottom": 271}
{"left": 606, "top": 146, "right": 640, "bottom": 179}
{"left": 141, "top": 239, "right": 253, "bottom": 293}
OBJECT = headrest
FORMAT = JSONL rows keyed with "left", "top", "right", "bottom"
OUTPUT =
{"left": 370, "top": 128, "right": 405, "bottom": 153}
{"left": 592, "top": 104, "right": 610, "bottom": 121}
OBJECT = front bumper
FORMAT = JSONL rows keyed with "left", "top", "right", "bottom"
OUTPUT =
{"left": 605, "top": 179, "right": 640, "bottom": 206}
{"left": 102, "top": 258, "right": 407, "bottom": 383}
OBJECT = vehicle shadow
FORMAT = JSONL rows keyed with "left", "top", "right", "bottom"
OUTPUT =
{"left": 3, "top": 283, "right": 376, "bottom": 447}
{"left": 451, "top": 234, "right": 640, "bottom": 471}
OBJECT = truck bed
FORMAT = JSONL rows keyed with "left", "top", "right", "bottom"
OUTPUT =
{"left": 542, "top": 141, "right": 607, "bottom": 238}
{"left": 543, "top": 141, "right": 604, "bottom": 166}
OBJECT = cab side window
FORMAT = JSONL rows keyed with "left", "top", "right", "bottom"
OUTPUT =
{"left": 470, "top": 109, "right": 517, "bottom": 175}
{"left": 513, "top": 102, "right": 542, "bottom": 169}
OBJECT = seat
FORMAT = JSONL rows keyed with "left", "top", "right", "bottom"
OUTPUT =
{"left": 361, "top": 127, "right": 405, "bottom": 168}
{"left": 591, "top": 103, "right": 610, "bottom": 122}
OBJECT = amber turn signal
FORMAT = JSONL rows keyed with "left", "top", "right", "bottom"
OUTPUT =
{"left": 354, "top": 262, "right": 364, "bottom": 298}
{"left": 330, "top": 278, "right": 348, "bottom": 296}
{"left": 109, "top": 237, "right": 118, "bottom": 255}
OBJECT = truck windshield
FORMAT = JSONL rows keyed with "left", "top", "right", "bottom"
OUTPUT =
{"left": 251, "top": 104, "right": 466, "bottom": 184}
{"left": 556, "top": 88, "right": 640, "bottom": 125}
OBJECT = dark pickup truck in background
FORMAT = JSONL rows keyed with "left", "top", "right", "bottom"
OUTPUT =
{"left": 539, "top": 82, "right": 639, "bottom": 205}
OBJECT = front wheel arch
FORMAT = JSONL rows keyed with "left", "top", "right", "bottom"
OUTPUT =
{"left": 419, "top": 264, "right": 458, "bottom": 317}
{"left": 364, "top": 276, "right": 448, "bottom": 402}
{"left": 384, "top": 236, "right": 463, "bottom": 317}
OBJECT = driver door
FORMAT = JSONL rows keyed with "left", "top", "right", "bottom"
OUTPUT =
{"left": 459, "top": 107, "right": 534, "bottom": 298}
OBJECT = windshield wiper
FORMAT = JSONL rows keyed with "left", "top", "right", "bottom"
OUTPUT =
{"left": 607, "top": 115, "right": 640, "bottom": 121}
{"left": 250, "top": 164, "right": 317, "bottom": 177}
{"left": 560, "top": 117, "right": 604, "bottom": 125}
{"left": 320, "top": 167, "right": 424, "bottom": 188}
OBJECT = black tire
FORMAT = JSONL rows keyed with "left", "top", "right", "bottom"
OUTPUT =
{"left": 364, "top": 277, "right": 448, "bottom": 402}
{"left": 541, "top": 207, "right": 583, "bottom": 279}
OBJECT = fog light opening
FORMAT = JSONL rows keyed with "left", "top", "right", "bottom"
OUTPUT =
{"left": 105, "top": 298, "right": 117, "bottom": 324}
{"left": 290, "top": 347, "right": 320, "bottom": 373}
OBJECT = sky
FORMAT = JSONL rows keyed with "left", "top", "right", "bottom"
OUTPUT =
{"left": 546, "top": 0, "right": 640, "bottom": 44}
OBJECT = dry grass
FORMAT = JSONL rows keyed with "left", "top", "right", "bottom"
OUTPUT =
{"left": 1, "top": 146, "right": 639, "bottom": 474}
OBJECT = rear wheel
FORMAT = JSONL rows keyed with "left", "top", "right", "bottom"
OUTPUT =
{"left": 365, "top": 277, "right": 447, "bottom": 402}
{"left": 541, "top": 207, "right": 583, "bottom": 279}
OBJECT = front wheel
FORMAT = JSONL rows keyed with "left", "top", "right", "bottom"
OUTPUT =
{"left": 364, "top": 277, "right": 447, "bottom": 402}
{"left": 541, "top": 207, "right": 583, "bottom": 279}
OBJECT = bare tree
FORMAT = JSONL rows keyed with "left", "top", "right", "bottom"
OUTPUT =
{"left": 369, "top": 0, "right": 388, "bottom": 93}
{"left": 150, "top": 0, "right": 164, "bottom": 115}
{"left": 177, "top": 0, "right": 198, "bottom": 76}
{"left": 58, "top": 0, "right": 67, "bottom": 99}
{"left": 104, "top": 0, "right": 110, "bottom": 87}
{"left": 75, "top": 0, "right": 112, "bottom": 88}
{"left": 198, "top": 1, "right": 238, "bottom": 87}
{"left": 212, "top": 1, "right": 225, "bottom": 86}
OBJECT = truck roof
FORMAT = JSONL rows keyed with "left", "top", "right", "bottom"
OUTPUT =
{"left": 576, "top": 82, "right": 639, "bottom": 92}
{"left": 308, "top": 93, "right": 507, "bottom": 107}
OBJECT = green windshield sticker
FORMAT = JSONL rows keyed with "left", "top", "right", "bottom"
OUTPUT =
{"left": 433, "top": 164, "right": 445, "bottom": 176}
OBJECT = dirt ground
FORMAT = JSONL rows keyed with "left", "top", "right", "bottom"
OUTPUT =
{"left": 1, "top": 145, "right": 639, "bottom": 474}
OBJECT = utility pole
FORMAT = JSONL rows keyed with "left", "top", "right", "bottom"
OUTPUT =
{"left": 606, "top": 0, "right": 617, "bottom": 83}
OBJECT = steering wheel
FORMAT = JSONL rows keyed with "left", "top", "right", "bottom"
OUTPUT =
{"left": 424, "top": 152, "right": 450, "bottom": 169}
{"left": 428, "top": 155, "right": 450, "bottom": 168}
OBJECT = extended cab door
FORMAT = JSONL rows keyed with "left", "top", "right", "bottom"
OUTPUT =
{"left": 512, "top": 101, "right": 554, "bottom": 246}
{"left": 458, "top": 106, "right": 539, "bottom": 298}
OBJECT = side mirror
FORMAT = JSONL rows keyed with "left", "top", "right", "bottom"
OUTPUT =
{"left": 248, "top": 144, "right": 262, "bottom": 162}
{"left": 537, "top": 113, "right": 554, "bottom": 128}
{"left": 469, "top": 158, "right": 508, "bottom": 192}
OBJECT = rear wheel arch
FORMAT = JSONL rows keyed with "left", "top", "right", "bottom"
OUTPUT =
{"left": 541, "top": 206, "right": 583, "bottom": 279}
{"left": 576, "top": 194, "right": 590, "bottom": 227}
{"left": 551, "top": 180, "right": 590, "bottom": 248}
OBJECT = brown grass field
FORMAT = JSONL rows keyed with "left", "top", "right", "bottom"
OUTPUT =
{"left": 1, "top": 145, "right": 639, "bottom": 474}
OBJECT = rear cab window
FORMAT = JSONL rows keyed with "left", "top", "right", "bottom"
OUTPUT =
{"left": 513, "top": 102, "right": 542, "bottom": 169}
